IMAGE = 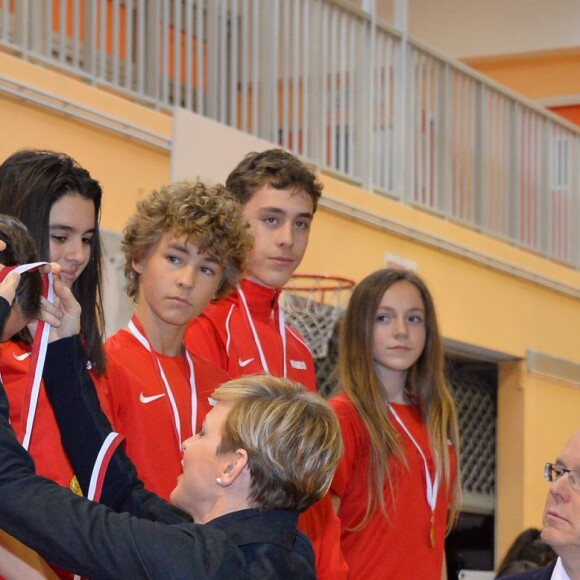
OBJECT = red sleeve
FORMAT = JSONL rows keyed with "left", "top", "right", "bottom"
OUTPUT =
{"left": 330, "top": 396, "right": 366, "bottom": 499}
{"left": 298, "top": 494, "right": 349, "bottom": 580}
{"left": 184, "top": 315, "right": 228, "bottom": 370}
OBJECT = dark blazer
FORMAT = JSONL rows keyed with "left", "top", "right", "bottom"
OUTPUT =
{"left": 0, "top": 298, "right": 315, "bottom": 579}
{"left": 506, "top": 561, "right": 557, "bottom": 579}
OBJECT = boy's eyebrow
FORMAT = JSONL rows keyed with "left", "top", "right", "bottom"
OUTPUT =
{"left": 201, "top": 255, "right": 221, "bottom": 265}
{"left": 167, "top": 242, "right": 221, "bottom": 264}
{"left": 167, "top": 241, "right": 190, "bottom": 253}
{"left": 258, "top": 206, "right": 313, "bottom": 219}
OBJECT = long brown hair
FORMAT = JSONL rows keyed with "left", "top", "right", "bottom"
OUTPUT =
{"left": 337, "top": 268, "right": 461, "bottom": 531}
{"left": 0, "top": 150, "right": 106, "bottom": 374}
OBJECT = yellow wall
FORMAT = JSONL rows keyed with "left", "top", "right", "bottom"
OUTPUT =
{"left": 0, "top": 52, "right": 172, "bottom": 231}
{"left": 1, "top": 51, "right": 579, "bottom": 569}
{"left": 303, "top": 174, "right": 579, "bottom": 360}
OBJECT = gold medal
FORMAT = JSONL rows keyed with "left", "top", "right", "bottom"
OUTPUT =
{"left": 70, "top": 475, "right": 83, "bottom": 497}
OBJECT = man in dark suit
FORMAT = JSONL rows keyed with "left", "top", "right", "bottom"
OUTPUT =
{"left": 509, "top": 429, "right": 580, "bottom": 579}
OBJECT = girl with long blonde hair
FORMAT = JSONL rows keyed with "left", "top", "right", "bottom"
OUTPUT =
{"left": 330, "top": 268, "right": 461, "bottom": 579}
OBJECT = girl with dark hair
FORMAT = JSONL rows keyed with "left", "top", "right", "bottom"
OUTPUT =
{"left": 0, "top": 149, "right": 104, "bottom": 487}
{"left": 0, "top": 149, "right": 105, "bottom": 372}
{"left": 0, "top": 149, "right": 105, "bottom": 578}
{"left": 330, "top": 268, "right": 461, "bottom": 579}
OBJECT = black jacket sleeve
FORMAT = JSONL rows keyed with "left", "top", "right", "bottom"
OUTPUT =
{"left": 42, "top": 334, "right": 187, "bottom": 523}
{"left": 0, "top": 299, "right": 245, "bottom": 578}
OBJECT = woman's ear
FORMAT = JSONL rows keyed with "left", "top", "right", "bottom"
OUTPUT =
{"left": 217, "top": 449, "right": 248, "bottom": 487}
{"left": 132, "top": 258, "right": 144, "bottom": 275}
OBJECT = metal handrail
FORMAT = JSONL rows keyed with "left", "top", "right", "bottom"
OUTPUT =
{"left": 0, "top": 0, "right": 578, "bottom": 268}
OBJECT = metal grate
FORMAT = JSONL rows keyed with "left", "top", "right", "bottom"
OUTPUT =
{"left": 314, "top": 325, "right": 341, "bottom": 397}
{"left": 1, "top": 1, "right": 579, "bottom": 267}
{"left": 446, "top": 362, "right": 497, "bottom": 510}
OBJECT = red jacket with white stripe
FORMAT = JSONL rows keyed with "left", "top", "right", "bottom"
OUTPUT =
{"left": 93, "top": 324, "right": 230, "bottom": 500}
{"left": 185, "top": 278, "right": 317, "bottom": 391}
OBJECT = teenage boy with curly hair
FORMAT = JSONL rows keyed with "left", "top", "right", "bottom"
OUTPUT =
{"left": 94, "top": 181, "right": 252, "bottom": 499}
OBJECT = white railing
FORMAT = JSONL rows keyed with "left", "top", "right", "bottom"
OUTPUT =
{"left": 1, "top": 0, "right": 578, "bottom": 268}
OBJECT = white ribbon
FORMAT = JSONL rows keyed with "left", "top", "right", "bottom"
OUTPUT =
{"left": 238, "top": 287, "right": 287, "bottom": 377}
{"left": 127, "top": 320, "right": 196, "bottom": 450}
{"left": 11, "top": 261, "right": 52, "bottom": 451}
{"left": 389, "top": 405, "right": 439, "bottom": 516}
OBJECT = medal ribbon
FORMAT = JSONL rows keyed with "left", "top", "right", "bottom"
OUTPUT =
{"left": 127, "top": 318, "right": 197, "bottom": 450}
{"left": 238, "top": 286, "right": 287, "bottom": 377}
{"left": 0, "top": 262, "right": 52, "bottom": 450}
{"left": 389, "top": 404, "right": 439, "bottom": 548}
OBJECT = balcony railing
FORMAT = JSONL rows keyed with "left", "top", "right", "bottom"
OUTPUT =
{"left": 1, "top": 0, "right": 578, "bottom": 268}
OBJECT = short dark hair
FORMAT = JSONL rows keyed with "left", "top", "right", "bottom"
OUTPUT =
{"left": 0, "top": 149, "right": 106, "bottom": 373}
{"left": 0, "top": 215, "right": 43, "bottom": 337}
{"left": 225, "top": 149, "right": 323, "bottom": 211}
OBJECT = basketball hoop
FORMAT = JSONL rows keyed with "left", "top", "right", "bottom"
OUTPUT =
{"left": 281, "top": 274, "right": 355, "bottom": 359}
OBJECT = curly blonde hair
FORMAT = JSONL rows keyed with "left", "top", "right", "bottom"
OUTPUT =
{"left": 123, "top": 181, "right": 252, "bottom": 299}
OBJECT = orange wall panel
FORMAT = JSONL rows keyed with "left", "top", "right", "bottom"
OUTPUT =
{"left": 464, "top": 50, "right": 580, "bottom": 100}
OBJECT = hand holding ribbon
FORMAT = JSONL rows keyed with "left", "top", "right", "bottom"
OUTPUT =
{"left": 47, "top": 273, "right": 81, "bottom": 342}
{"left": 27, "top": 262, "right": 63, "bottom": 337}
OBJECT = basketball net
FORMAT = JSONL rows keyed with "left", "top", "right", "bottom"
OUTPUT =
{"left": 281, "top": 274, "right": 354, "bottom": 359}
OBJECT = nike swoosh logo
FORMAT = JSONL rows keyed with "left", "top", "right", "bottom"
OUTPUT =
{"left": 139, "top": 392, "right": 166, "bottom": 404}
{"left": 238, "top": 357, "right": 254, "bottom": 368}
{"left": 13, "top": 352, "right": 31, "bottom": 361}
{"left": 290, "top": 360, "right": 307, "bottom": 370}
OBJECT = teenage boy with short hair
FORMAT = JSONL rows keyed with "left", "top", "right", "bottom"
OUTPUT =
{"left": 185, "top": 149, "right": 320, "bottom": 389}
{"left": 94, "top": 181, "right": 252, "bottom": 500}
{"left": 185, "top": 149, "right": 348, "bottom": 580}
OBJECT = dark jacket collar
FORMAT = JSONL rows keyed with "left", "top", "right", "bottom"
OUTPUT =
{"left": 208, "top": 508, "right": 299, "bottom": 550}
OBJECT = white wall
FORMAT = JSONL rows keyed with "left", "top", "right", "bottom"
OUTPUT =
{"left": 171, "top": 108, "right": 273, "bottom": 184}
{"left": 372, "top": 0, "right": 580, "bottom": 59}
